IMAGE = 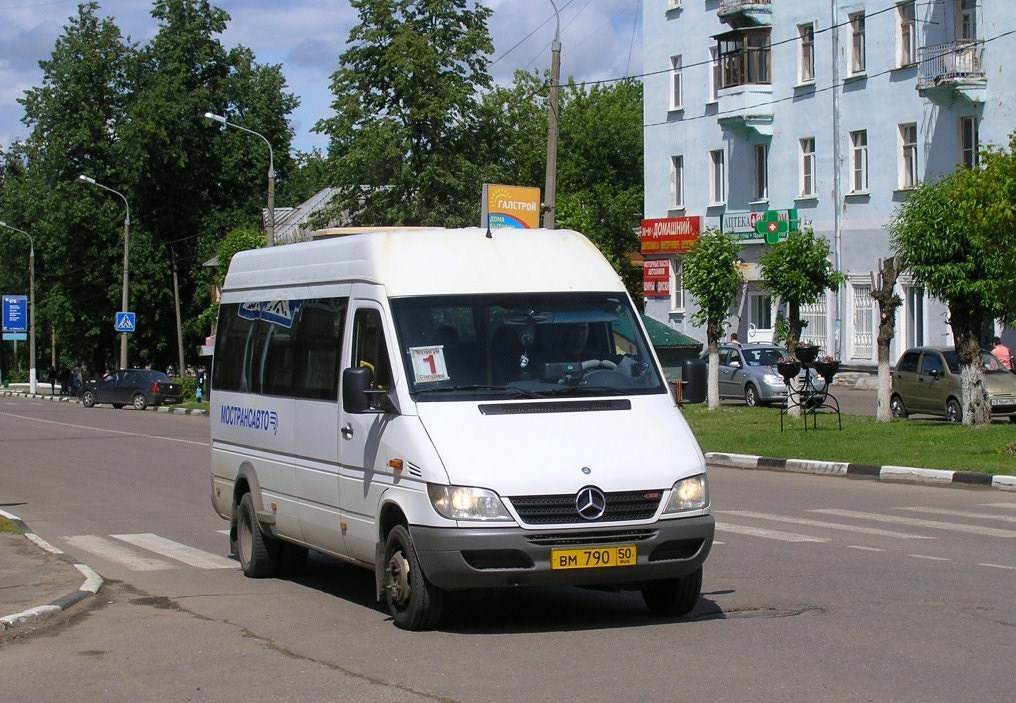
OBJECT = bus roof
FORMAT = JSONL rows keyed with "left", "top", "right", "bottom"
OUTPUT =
{"left": 219, "top": 227, "right": 626, "bottom": 302}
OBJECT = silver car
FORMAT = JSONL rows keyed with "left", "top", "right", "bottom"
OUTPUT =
{"left": 706, "top": 343, "right": 826, "bottom": 407}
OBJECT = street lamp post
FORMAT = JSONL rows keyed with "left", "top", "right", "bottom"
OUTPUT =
{"left": 78, "top": 175, "right": 130, "bottom": 369}
{"left": 542, "top": 0, "right": 562, "bottom": 229}
{"left": 0, "top": 221, "right": 36, "bottom": 394}
{"left": 204, "top": 111, "right": 276, "bottom": 246}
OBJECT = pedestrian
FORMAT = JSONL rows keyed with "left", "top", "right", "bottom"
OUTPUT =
{"left": 729, "top": 332, "right": 741, "bottom": 346}
{"left": 48, "top": 365, "right": 56, "bottom": 395}
{"left": 991, "top": 336, "right": 1013, "bottom": 371}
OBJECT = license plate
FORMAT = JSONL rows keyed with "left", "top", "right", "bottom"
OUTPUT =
{"left": 550, "top": 545, "right": 637, "bottom": 570}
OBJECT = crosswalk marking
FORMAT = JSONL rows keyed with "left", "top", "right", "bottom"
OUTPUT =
{"left": 899, "top": 507, "right": 1016, "bottom": 524}
{"left": 720, "top": 510, "right": 934, "bottom": 539}
{"left": 810, "top": 509, "right": 1016, "bottom": 538}
{"left": 111, "top": 533, "right": 236, "bottom": 569}
{"left": 715, "top": 522, "right": 827, "bottom": 543}
{"left": 63, "top": 535, "right": 175, "bottom": 571}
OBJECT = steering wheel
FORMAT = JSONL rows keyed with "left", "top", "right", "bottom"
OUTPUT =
{"left": 580, "top": 359, "right": 617, "bottom": 371}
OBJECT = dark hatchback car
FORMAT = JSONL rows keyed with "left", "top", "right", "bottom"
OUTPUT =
{"left": 79, "top": 369, "right": 184, "bottom": 410}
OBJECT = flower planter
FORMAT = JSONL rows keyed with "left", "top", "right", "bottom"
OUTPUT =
{"left": 776, "top": 361, "right": 801, "bottom": 382}
{"left": 794, "top": 345, "right": 819, "bottom": 364}
{"left": 813, "top": 361, "right": 840, "bottom": 384}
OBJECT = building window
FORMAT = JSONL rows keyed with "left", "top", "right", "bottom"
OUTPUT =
{"left": 958, "top": 0, "right": 977, "bottom": 41}
{"left": 670, "top": 258, "right": 684, "bottom": 311}
{"left": 800, "top": 137, "right": 816, "bottom": 198}
{"left": 897, "top": 2, "right": 916, "bottom": 66}
{"left": 850, "top": 130, "right": 868, "bottom": 193}
{"left": 753, "top": 144, "right": 769, "bottom": 201}
{"left": 961, "top": 116, "right": 979, "bottom": 168}
{"left": 670, "top": 155, "right": 684, "bottom": 209}
{"left": 717, "top": 29, "right": 771, "bottom": 89}
{"left": 900, "top": 123, "right": 918, "bottom": 189}
{"left": 709, "top": 46, "right": 720, "bottom": 102}
{"left": 709, "top": 149, "right": 726, "bottom": 205}
{"left": 670, "top": 55, "right": 683, "bottom": 110}
{"left": 849, "top": 12, "right": 866, "bottom": 74}
{"left": 852, "top": 283, "right": 874, "bottom": 359}
{"left": 799, "top": 23, "right": 815, "bottom": 83}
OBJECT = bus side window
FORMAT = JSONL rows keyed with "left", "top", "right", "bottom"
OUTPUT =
{"left": 352, "top": 308, "right": 393, "bottom": 389}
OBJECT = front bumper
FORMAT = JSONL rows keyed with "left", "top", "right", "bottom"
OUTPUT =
{"left": 409, "top": 514, "right": 714, "bottom": 591}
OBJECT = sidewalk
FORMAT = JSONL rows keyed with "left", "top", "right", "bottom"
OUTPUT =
{"left": 0, "top": 510, "right": 102, "bottom": 635}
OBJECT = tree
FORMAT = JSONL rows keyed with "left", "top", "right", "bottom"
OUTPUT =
{"left": 682, "top": 228, "right": 742, "bottom": 409}
{"left": 316, "top": 0, "right": 494, "bottom": 227}
{"left": 871, "top": 257, "right": 902, "bottom": 422}
{"left": 196, "top": 225, "right": 263, "bottom": 332}
{"left": 889, "top": 135, "right": 1016, "bottom": 425}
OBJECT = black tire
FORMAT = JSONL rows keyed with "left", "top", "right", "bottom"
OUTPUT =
{"left": 81, "top": 390, "right": 96, "bottom": 408}
{"left": 382, "top": 525, "right": 444, "bottom": 630}
{"left": 237, "top": 492, "right": 276, "bottom": 578}
{"left": 744, "top": 384, "right": 760, "bottom": 407}
{"left": 945, "top": 398, "right": 962, "bottom": 423}
{"left": 889, "top": 394, "right": 908, "bottom": 419}
{"left": 132, "top": 393, "right": 148, "bottom": 411}
{"left": 641, "top": 566, "right": 703, "bottom": 617}
{"left": 1009, "top": 415, "right": 1016, "bottom": 424}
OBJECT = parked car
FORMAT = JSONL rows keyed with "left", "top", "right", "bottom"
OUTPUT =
{"left": 703, "top": 343, "right": 826, "bottom": 407}
{"left": 890, "top": 346, "right": 1016, "bottom": 423}
{"left": 79, "top": 368, "right": 183, "bottom": 410}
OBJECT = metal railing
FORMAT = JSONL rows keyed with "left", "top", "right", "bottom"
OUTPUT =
{"left": 917, "top": 40, "right": 984, "bottom": 86}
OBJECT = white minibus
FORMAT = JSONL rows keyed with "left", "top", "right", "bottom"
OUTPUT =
{"left": 210, "top": 227, "right": 713, "bottom": 629}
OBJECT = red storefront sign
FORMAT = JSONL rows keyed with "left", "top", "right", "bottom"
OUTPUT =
{"left": 643, "top": 259, "right": 670, "bottom": 297}
{"left": 640, "top": 216, "right": 701, "bottom": 254}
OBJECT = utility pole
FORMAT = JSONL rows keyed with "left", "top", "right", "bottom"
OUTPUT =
{"left": 542, "top": 1, "right": 562, "bottom": 229}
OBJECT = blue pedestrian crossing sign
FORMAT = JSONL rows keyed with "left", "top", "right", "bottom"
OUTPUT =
{"left": 115, "top": 311, "right": 136, "bottom": 333}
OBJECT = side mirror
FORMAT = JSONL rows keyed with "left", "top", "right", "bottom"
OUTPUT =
{"left": 342, "top": 367, "right": 398, "bottom": 414}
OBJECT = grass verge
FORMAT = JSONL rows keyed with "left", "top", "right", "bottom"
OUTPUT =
{"left": 681, "top": 404, "right": 1016, "bottom": 477}
{"left": 0, "top": 516, "right": 22, "bottom": 534}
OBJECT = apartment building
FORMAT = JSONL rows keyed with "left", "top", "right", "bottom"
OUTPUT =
{"left": 642, "top": 0, "right": 1012, "bottom": 365}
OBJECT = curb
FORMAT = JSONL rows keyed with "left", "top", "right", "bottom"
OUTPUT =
{"left": 706, "top": 452, "right": 1016, "bottom": 491}
{"left": 0, "top": 509, "right": 104, "bottom": 632}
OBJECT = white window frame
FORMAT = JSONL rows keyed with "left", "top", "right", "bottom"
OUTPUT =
{"left": 670, "top": 257, "right": 684, "bottom": 312}
{"left": 753, "top": 143, "right": 769, "bottom": 201}
{"left": 849, "top": 129, "right": 868, "bottom": 193}
{"left": 899, "top": 123, "right": 918, "bottom": 189}
{"left": 670, "top": 154, "right": 685, "bottom": 209}
{"left": 670, "top": 55, "right": 683, "bottom": 111}
{"left": 960, "top": 116, "right": 979, "bottom": 169}
{"left": 958, "top": 0, "right": 977, "bottom": 42}
{"left": 851, "top": 282, "right": 874, "bottom": 360}
{"left": 798, "top": 23, "right": 815, "bottom": 83}
{"left": 709, "top": 149, "right": 726, "bottom": 205}
{"left": 849, "top": 12, "right": 866, "bottom": 74}
{"left": 897, "top": 1, "right": 916, "bottom": 67}
{"left": 709, "top": 46, "right": 720, "bottom": 103}
{"left": 800, "top": 137, "right": 816, "bottom": 198}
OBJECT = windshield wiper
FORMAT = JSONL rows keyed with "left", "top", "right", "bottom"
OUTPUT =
{"left": 413, "top": 384, "right": 543, "bottom": 399}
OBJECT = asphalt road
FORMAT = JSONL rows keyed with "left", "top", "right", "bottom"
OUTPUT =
{"left": 1, "top": 395, "right": 1014, "bottom": 702}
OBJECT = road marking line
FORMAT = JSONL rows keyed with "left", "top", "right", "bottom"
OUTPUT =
{"left": 809, "top": 509, "right": 1016, "bottom": 538}
{"left": 977, "top": 563, "right": 1016, "bottom": 570}
{"left": 111, "top": 533, "right": 236, "bottom": 569}
{"left": 899, "top": 507, "right": 1016, "bottom": 524}
{"left": 63, "top": 535, "right": 175, "bottom": 571}
{"left": 908, "top": 554, "right": 950, "bottom": 562}
{"left": 847, "top": 545, "right": 885, "bottom": 552}
{"left": 720, "top": 510, "right": 934, "bottom": 539}
{"left": 715, "top": 522, "right": 827, "bottom": 543}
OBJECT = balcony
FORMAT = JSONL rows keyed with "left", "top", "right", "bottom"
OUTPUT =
{"left": 917, "top": 40, "right": 986, "bottom": 104}
{"left": 718, "top": 0, "right": 772, "bottom": 28}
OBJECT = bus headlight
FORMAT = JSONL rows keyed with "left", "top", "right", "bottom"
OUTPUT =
{"left": 663, "top": 474, "right": 709, "bottom": 513}
{"left": 428, "top": 485, "right": 513, "bottom": 521}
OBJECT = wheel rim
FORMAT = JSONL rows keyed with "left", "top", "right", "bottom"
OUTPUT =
{"left": 946, "top": 401, "right": 961, "bottom": 422}
{"left": 238, "top": 511, "right": 253, "bottom": 565}
{"left": 133, "top": 394, "right": 145, "bottom": 410}
{"left": 385, "top": 551, "right": 411, "bottom": 607}
{"left": 745, "top": 387, "right": 756, "bottom": 406}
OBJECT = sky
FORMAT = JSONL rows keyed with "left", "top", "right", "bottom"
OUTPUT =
{"left": 0, "top": 0, "right": 644, "bottom": 154}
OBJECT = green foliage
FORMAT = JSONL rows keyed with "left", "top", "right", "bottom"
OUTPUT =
{"left": 197, "top": 226, "right": 263, "bottom": 330}
{"left": 759, "top": 228, "right": 845, "bottom": 347}
{"left": 682, "top": 228, "right": 742, "bottom": 345}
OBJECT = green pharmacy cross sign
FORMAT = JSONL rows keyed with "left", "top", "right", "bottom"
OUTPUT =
{"left": 754, "top": 209, "right": 799, "bottom": 244}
